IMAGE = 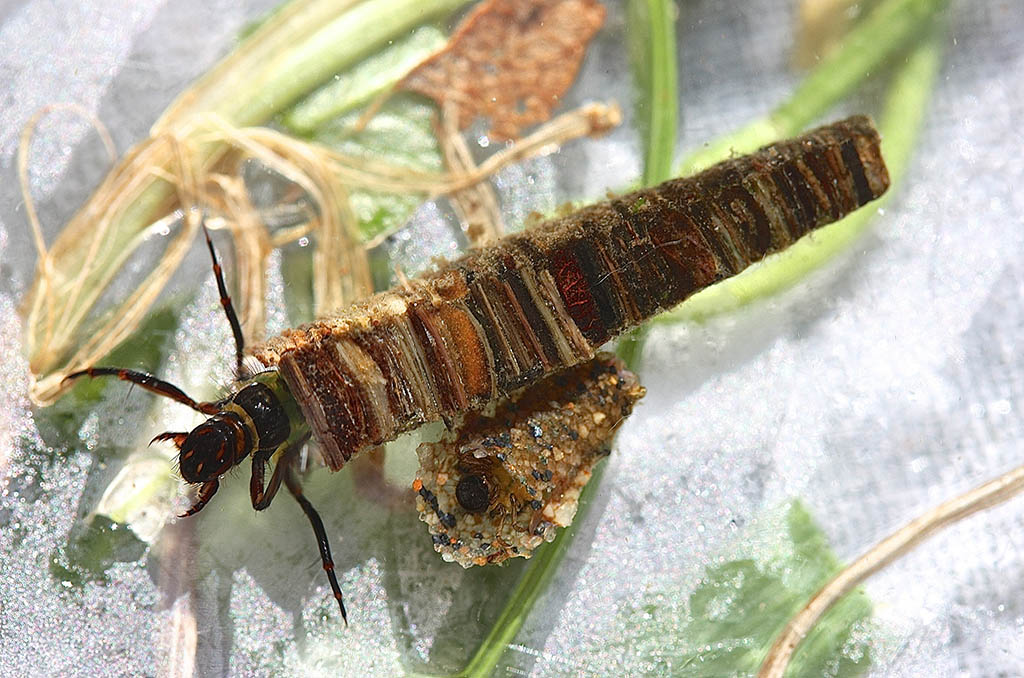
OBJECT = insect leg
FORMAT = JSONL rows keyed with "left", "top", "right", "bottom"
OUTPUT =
{"left": 64, "top": 367, "right": 219, "bottom": 415}
{"left": 250, "top": 448, "right": 280, "bottom": 510}
{"left": 201, "top": 224, "right": 245, "bottom": 374}
{"left": 284, "top": 466, "right": 348, "bottom": 625}
{"left": 180, "top": 479, "right": 220, "bottom": 517}
{"left": 250, "top": 433, "right": 310, "bottom": 511}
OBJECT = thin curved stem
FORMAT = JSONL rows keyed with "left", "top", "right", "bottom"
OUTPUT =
{"left": 758, "top": 460, "right": 1024, "bottom": 678}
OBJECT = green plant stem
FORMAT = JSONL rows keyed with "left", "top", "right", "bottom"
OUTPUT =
{"left": 280, "top": 25, "right": 449, "bottom": 134}
{"left": 460, "top": 473, "right": 606, "bottom": 678}
{"left": 681, "top": 0, "right": 949, "bottom": 175}
{"left": 659, "top": 9, "right": 946, "bottom": 326}
{"left": 155, "top": 0, "right": 470, "bottom": 132}
{"left": 628, "top": 0, "right": 679, "bottom": 188}
{"left": 618, "top": 0, "right": 679, "bottom": 371}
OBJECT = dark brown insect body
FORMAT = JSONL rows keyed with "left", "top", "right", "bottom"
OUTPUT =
{"left": 70, "top": 116, "right": 890, "bottom": 621}
{"left": 251, "top": 115, "right": 889, "bottom": 470}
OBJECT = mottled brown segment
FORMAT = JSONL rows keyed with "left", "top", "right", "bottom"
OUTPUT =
{"left": 549, "top": 245, "right": 606, "bottom": 345}
{"left": 279, "top": 344, "right": 373, "bottom": 466}
{"left": 463, "top": 261, "right": 545, "bottom": 390}
{"left": 499, "top": 250, "right": 558, "bottom": 369}
{"left": 659, "top": 182, "right": 744, "bottom": 276}
{"left": 251, "top": 116, "right": 889, "bottom": 470}
{"left": 461, "top": 270, "right": 521, "bottom": 390}
{"left": 607, "top": 196, "right": 680, "bottom": 317}
{"left": 350, "top": 324, "right": 420, "bottom": 427}
{"left": 408, "top": 302, "right": 469, "bottom": 412}
{"left": 841, "top": 138, "right": 877, "bottom": 205}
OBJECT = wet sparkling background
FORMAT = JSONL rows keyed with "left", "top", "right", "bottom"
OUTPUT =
{"left": 1, "top": 1, "right": 1023, "bottom": 677}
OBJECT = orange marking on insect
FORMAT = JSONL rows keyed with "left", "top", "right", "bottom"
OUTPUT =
{"left": 195, "top": 462, "right": 205, "bottom": 474}
{"left": 412, "top": 478, "right": 423, "bottom": 492}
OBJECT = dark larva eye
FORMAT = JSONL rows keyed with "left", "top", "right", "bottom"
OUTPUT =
{"left": 455, "top": 474, "right": 490, "bottom": 513}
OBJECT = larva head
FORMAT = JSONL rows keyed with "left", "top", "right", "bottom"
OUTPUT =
{"left": 454, "top": 473, "right": 491, "bottom": 513}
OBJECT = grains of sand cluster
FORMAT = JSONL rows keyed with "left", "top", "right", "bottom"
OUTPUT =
{"left": 415, "top": 353, "right": 644, "bottom": 567}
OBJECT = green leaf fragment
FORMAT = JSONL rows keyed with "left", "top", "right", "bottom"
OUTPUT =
{"left": 306, "top": 96, "right": 445, "bottom": 241}
{"left": 281, "top": 24, "right": 449, "bottom": 134}
{"left": 620, "top": 502, "right": 873, "bottom": 678}
{"left": 50, "top": 515, "right": 148, "bottom": 588}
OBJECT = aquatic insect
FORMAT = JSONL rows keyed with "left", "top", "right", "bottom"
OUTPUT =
{"left": 66, "top": 115, "right": 890, "bottom": 621}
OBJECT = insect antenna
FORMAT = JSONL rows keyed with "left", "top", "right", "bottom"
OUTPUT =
{"left": 64, "top": 224, "right": 245, "bottom": 409}
{"left": 64, "top": 367, "right": 219, "bottom": 415}
{"left": 200, "top": 224, "right": 245, "bottom": 374}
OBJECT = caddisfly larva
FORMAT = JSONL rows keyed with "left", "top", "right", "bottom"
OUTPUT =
{"left": 415, "top": 353, "right": 645, "bottom": 566}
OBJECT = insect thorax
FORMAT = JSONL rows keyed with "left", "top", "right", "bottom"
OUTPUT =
{"left": 178, "top": 374, "right": 307, "bottom": 483}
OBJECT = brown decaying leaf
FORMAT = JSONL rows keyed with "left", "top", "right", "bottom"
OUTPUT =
{"left": 400, "top": 0, "right": 607, "bottom": 140}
